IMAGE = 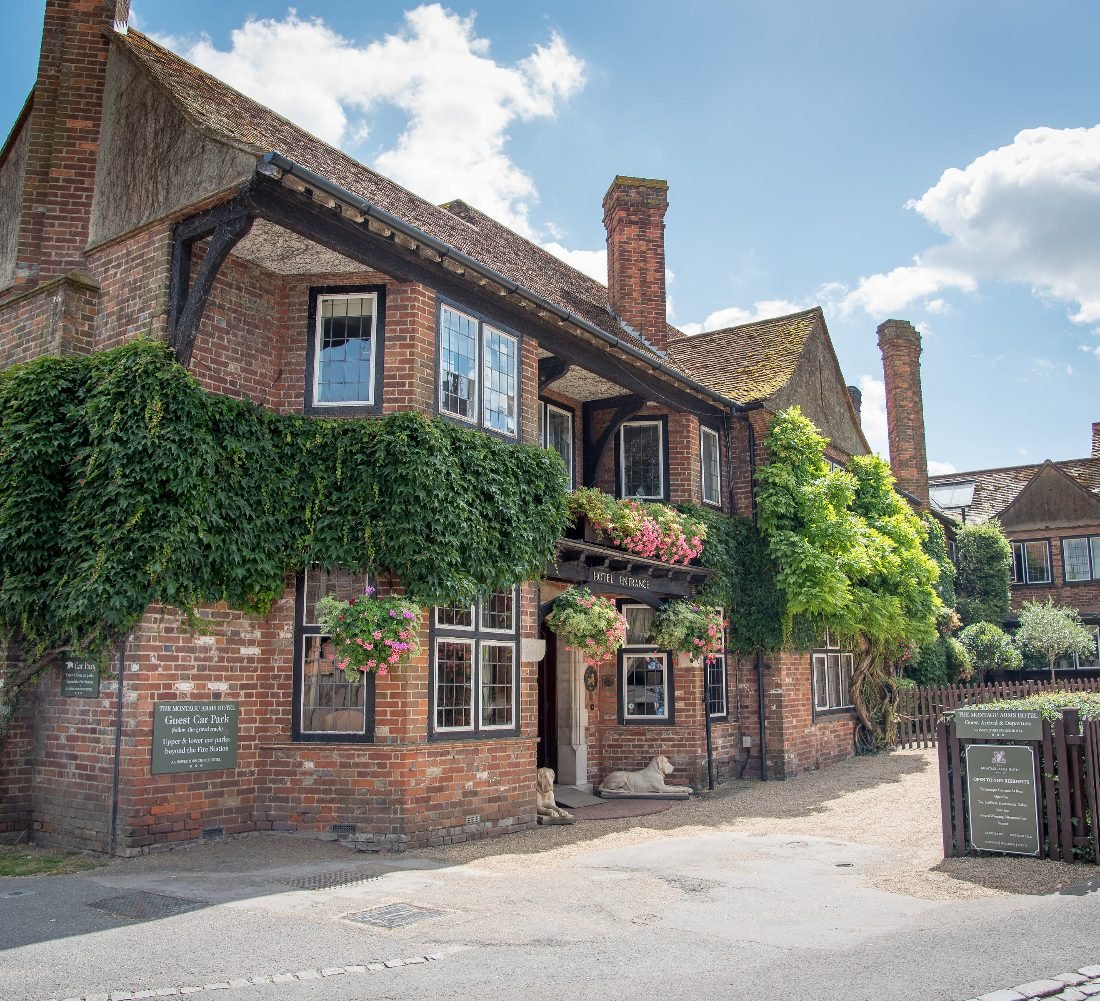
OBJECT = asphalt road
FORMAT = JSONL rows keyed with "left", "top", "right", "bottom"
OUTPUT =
{"left": 3, "top": 826, "right": 1099, "bottom": 1001}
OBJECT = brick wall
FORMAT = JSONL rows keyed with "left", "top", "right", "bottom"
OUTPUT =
{"left": 1006, "top": 524, "right": 1100, "bottom": 619}
{"left": 0, "top": 272, "right": 99, "bottom": 367}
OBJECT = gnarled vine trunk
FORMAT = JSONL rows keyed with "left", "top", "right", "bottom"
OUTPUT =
{"left": 850, "top": 637, "right": 901, "bottom": 753}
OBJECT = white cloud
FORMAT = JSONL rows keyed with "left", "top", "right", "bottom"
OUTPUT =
{"left": 1030, "top": 357, "right": 1074, "bottom": 378}
{"left": 1080, "top": 344, "right": 1100, "bottom": 359}
{"left": 928, "top": 460, "right": 958, "bottom": 476}
{"left": 839, "top": 125, "right": 1100, "bottom": 324}
{"left": 680, "top": 299, "right": 806, "bottom": 336}
{"left": 160, "top": 5, "right": 585, "bottom": 237}
{"left": 540, "top": 243, "right": 606, "bottom": 284}
{"left": 857, "top": 374, "right": 888, "bottom": 457}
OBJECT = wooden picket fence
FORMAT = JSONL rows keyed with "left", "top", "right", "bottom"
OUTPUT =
{"left": 938, "top": 708, "right": 1100, "bottom": 862}
{"left": 898, "top": 677, "right": 1100, "bottom": 749}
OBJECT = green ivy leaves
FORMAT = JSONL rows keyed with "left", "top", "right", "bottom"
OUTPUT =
{"left": 0, "top": 339, "right": 570, "bottom": 671}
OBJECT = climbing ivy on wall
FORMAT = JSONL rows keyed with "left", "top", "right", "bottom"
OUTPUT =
{"left": 755, "top": 407, "right": 942, "bottom": 748}
{"left": 0, "top": 339, "right": 569, "bottom": 739}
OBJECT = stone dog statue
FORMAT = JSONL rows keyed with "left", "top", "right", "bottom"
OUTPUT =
{"left": 536, "top": 767, "right": 574, "bottom": 822}
{"left": 598, "top": 754, "right": 690, "bottom": 797}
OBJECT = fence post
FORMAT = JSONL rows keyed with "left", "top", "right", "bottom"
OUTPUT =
{"left": 937, "top": 717, "right": 954, "bottom": 857}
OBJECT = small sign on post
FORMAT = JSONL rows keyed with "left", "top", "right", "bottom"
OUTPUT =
{"left": 61, "top": 659, "right": 100, "bottom": 699}
{"left": 954, "top": 708, "right": 1043, "bottom": 742}
{"left": 965, "top": 744, "right": 1041, "bottom": 856}
{"left": 152, "top": 702, "right": 239, "bottom": 775}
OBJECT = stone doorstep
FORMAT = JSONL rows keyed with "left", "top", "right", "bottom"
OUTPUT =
{"left": 536, "top": 815, "right": 575, "bottom": 825}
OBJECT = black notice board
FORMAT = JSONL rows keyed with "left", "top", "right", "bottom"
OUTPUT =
{"left": 152, "top": 702, "right": 239, "bottom": 775}
{"left": 61, "top": 660, "right": 100, "bottom": 699}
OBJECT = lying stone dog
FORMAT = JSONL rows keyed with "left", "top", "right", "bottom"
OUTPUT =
{"left": 598, "top": 754, "right": 690, "bottom": 796}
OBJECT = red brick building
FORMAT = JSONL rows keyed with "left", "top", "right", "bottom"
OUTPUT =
{"left": 1, "top": 0, "right": 889, "bottom": 855}
{"left": 929, "top": 427, "right": 1100, "bottom": 672}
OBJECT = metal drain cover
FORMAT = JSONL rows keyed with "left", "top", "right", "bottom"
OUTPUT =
{"left": 275, "top": 867, "right": 387, "bottom": 891}
{"left": 344, "top": 902, "right": 444, "bottom": 929}
{"left": 88, "top": 890, "right": 205, "bottom": 921}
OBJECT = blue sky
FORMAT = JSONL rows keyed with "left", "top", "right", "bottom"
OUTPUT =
{"left": 4, "top": 1, "right": 1100, "bottom": 474}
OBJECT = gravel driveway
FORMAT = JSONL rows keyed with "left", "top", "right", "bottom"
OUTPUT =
{"left": 418, "top": 747, "right": 1099, "bottom": 900}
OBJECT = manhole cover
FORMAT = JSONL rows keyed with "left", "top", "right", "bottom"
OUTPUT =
{"left": 88, "top": 890, "right": 205, "bottom": 921}
{"left": 0, "top": 889, "right": 34, "bottom": 899}
{"left": 276, "top": 867, "right": 386, "bottom": 891}
{"left": 344, "top": 902, "right": 444, "bottom": 929}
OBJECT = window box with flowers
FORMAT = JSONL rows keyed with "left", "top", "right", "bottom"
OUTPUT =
{"left": 566, "top": 488, "right": 706, "bottom": 565}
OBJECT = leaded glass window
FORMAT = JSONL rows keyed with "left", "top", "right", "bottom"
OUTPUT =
{"left": 483, "top": 328, "right": 518, "bottom": 435}
{"left": 295, "top": 567, "right": 373, "bottom": 740}
{"left": 620, "top": 421, "right": 664, "bottom": 499}
{"left": 701, "top": 426, "right": 721, "bottom": 505}
{"left": 432, "top": 589, "right": 519, "bottom": 735}
{"left": 440, "top": 304, "right": 479, "bottom": 421}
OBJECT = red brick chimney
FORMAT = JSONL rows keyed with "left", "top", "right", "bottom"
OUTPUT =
{"left": 602, "top": 176, "right": 669, "bottom": 353}
{"left": 14, "top": 0, "right": 131, "bottom": 287}
{"left": 1092, "top": 422, "right": 1100, "bottom": 459}
{"left": 877, "top": 319, "right": 929, "bottom": 507}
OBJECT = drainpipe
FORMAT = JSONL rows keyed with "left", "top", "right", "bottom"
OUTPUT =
{"left": 702, "top": 658, "right": 715, "bottom": 791}
{"left": 109, "top": 638, "right": 126, "bottom": 856}
{"left": 756, "top": 649, "right": 768, "bottom": 781}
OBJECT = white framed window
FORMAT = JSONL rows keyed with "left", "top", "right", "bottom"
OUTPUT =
{"left": 439, "top": 304, "right": 479, "bottom": 423}
{"left": 432, "top": 588, "right": 519, "bottom": 735}
{"left": 438, "top": 304, "right": 519, "bottom": 437}
{"left": 620, "top": 421, "right": 664, "bottom": 499}
{"left": 295, "top": 567, "right": 373, "bottom": 740}
{"left": 479, "top": 641, "right": 517, "bottom": 729}
{"left": 812, "top": 645, "right": 854, "bottom": 713}
{"left": 706, "top": 653, "right": 728, "bottom": 719}
{"left": 623, "top": 652, "right": 669, "bottom": 721}
{"left": 542, "top": 402, "right": 574, "bottom": 488}
{"left": 700, "top": 425, "right": 721, "bottom": 506}
{"left": 312, "top": 293, "right": 377, "bottom": 406}
{"left": 1062, "top": 536, "right": 1100, "bottom": 583}
{"left": 1012, "top": 540, "right": 1052, "bottom": 585}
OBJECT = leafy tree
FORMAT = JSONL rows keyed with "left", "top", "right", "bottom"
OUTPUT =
{"left": 1014, "top": 599, "right": 1096, "bottom": 683}
{"left": 944, "top": 636, "right": 974, "bottom": 682}
{"left": 957, "top": 621, "right": 1021, "bottom": 683}
{"left": 921, "top": 513, "right": 956, "bottom": 608}
{"left": 756, "top": 407, "right": 942, "bottom": 747}
{"left": 955, "top": 521, "right": 1011, "bottom": 626}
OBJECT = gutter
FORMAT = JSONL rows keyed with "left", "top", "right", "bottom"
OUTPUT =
{"left": 260, "top": 152, "right": 740, "bottom": 415}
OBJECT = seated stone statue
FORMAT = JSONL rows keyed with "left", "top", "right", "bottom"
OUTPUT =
{"left": 536, "top": 767, "right": 574, "bottom": 821}
{"left": 598, "top": 754, "right": 690, "bottom": 797}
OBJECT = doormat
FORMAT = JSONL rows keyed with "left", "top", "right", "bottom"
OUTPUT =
{"left": 570, "top": 800, "right": 674, "bottom": 821}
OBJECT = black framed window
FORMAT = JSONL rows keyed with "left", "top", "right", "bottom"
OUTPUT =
{"left": 305, "top": 286, "right": 385, "bottom": 414}
{"left": 431, "top": 589, "right": 519, "bottom": 737}
{"left": 618, "top": 602, "right": 674, "bottom": 724}
{"left": 812, "top": 643, "right": 854, "bottom": 714}
{"left": 438, "top": 302, "right": 520, "bottom": 437}
{"left": 1062, "top": 535, "right": 1100, "bottom": 582}
{"left": 619, "top": 420, "right": 665, "bottom": 499}
{"left": 706, "top": 653, "right": 728, "bottom": 719}
{"left": 700, "top": 425, "right": 721, "bottom": 506}
{"left": 541, "top": 401, "right": 574, "bottom": 488}
{"left": 293, "top": 567, "right": 375, "bottom": 742}
{"left": 1012, "top": 540, "right": 1052, "bottom": 585}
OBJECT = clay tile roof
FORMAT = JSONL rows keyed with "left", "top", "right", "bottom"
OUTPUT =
{"left": 929, "top": 457, "right": 1100, "bottom": 524}
{"left": 668, "top": 307, "right": 821, "bottom": 404}
{"left": 114, "top": 29, "right": 665, "bottom": 361}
